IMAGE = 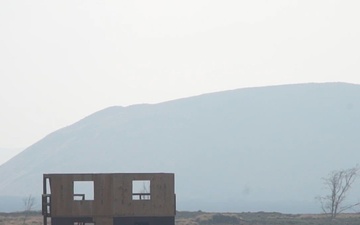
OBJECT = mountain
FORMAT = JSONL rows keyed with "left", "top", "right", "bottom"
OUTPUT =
{"left": 0, "top": 148, "right": 24, "bottom": 166}
{"left": 1, "top": 83, "right": 360, "bottom": 213}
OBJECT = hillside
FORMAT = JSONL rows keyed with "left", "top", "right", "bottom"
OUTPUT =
{"left": 0, "top": 148, "right": 23, "bottom": 166}
{"left": 1, "top": 83, "right": 360, "bottom": 213}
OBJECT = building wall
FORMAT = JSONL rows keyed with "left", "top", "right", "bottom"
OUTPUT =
{"left": 45, "top": 173, "right": 175, "bottom": 219}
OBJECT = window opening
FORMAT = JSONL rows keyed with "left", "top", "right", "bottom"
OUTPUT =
{"left": 132, "top": 180, "right": 151, "bottom": 200}
{"left": 43, "top": 177, "right": 51, "bottom": 216}
{"left": 73, "top": 181, "right": 94, "bottom": 200}
{"left": 46, "top": 177, "right": 51, "bottom": 194}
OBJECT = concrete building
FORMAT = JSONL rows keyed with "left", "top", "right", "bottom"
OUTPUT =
{"left": 42, "top": 173, "right": 175, "bottom": 225}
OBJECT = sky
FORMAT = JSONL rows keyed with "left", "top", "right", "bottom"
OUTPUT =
{"left": 1, "top": 0, "right": 360, "bottom": 153}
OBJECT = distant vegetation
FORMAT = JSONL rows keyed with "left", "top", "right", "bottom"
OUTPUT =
{"left": 1, "top": 211, "right": 360, "bottom": 225}
{"left": 176, "top": 211, "right": 360, "bottom": 225}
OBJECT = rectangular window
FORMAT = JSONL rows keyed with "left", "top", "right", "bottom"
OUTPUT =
{"left": 73, "top": 181, "right": 94, "bottom": 200}
{"left": 132, "top": 180, "right": 151, "bottom": 200}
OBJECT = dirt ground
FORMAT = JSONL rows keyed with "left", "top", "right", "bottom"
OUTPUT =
{"left": 1, "top": 211, "right": 360, "bottom": 225}
{"left": 0, "top": 212, "right": 42, "bottom": 225}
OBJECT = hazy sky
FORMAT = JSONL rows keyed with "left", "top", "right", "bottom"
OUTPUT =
{"left": 1, "top": 0, "right": 360, "bottom": 150}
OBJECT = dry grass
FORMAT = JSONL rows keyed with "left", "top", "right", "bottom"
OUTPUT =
{"left": 0, "top": 212, "right": 42, "bottom": 225}
{"left": 1, "top": 211, "right": 360, "bottom": 225}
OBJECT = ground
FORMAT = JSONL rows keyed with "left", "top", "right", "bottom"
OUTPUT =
{"left": 0, "top": 211, "right": 41, "bottom": 225}
{"left": 1, "top": 211, "right": 360, "bottom": 225}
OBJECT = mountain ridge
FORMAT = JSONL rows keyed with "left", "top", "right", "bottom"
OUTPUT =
{"left": 1, "top": 82, "right": 359, "bottom": 213}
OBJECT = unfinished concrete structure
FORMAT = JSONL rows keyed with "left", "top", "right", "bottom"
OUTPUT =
{"left": 42, "top": 173, "right": 175, "bottom": 225}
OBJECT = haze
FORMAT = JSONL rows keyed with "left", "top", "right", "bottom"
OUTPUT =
{"left": 1, "top": 0, "right": 360, "bottom": 151}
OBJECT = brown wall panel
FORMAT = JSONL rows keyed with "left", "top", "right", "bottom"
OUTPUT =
{"left": 44, "top": 173, "right": 175, "bottom": 221}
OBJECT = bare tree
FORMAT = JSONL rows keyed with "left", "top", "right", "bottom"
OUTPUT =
{"left": 317, "top": 166, "right": 360, "bottom": 219}
{"left": 22, "top": 194, "right": 35, "bottom": 225}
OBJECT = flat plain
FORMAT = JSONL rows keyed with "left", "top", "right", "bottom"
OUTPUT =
{"left": 1, "top": 211, "right": 360, "bottom": 225}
